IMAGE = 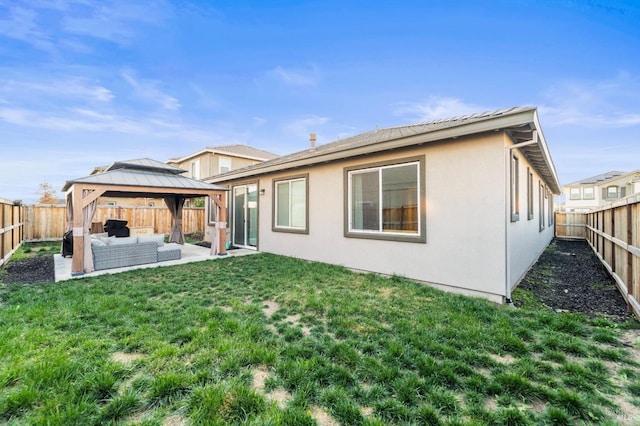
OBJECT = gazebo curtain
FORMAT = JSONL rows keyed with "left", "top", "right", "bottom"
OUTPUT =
{"left": 82, "top": 190, "right": 98, "bottom": 273}
{"left": 164, "top": 196, "right": 185, "bottom": 244}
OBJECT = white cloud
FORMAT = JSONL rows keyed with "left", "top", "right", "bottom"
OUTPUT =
{"left": 1, "top": 78, "right": 114, "bottom": 102}
{"left": 539, "top": 73, "right": 640, "bottom": 127}
{"left": 269, "top": 65, "right": 320, "bottom": 87}
{"left": 283, "top": 115, "right": 330, "bottom": 140}
{"left": 0, "top": 5, "right": 54, "bottom": 51}
{"left": 0, "top": 0, "right": 170, "bottom": 51}
{"left": 392, "top": 96, "right": 491, "bottom": 122}
{"left": 121, "top": 70, "right": 181, "bottom": 111}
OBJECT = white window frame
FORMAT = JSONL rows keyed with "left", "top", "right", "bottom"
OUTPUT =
{"left": 273, "top": 175, "right": 308, "bottom": 234}
{"left": 345, "top": 157, "right": 425, "bottom": 243}
{"left": 582, "top": 187, "right": 594, "bottom": 200}
{"left": 191, "top": 159, "right": 200, "bottom": 180}
{"left": 569, "top": 188, "right": 581, "bottom": 200}
{"left": 219, "top": 156, "right": 231, "bottom": 174}
{"left": 510, "top": 154, "right": 520, "bottom": 222}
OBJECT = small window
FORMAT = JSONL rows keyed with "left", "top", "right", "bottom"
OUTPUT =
{"left": 527, "top": 168, "right": 534, "bottom": 220}
{"left": 219, "top": 157, "right": 231, "bottom": 174}
{"left": 191, "top": 160, "right": 200, "bottom": 180}
{"left": 582, "top": 187, "right": 594, "bottom": 200}
{"left": 273, "top": 175, "right": 308, "bottom": 233}
{"left": 607, "top": 186, "right": 618, "bottom": 199}
{"left": 547, "top": 188, "right": 554, "bottom": 226}
{"left": 569, "top": 188, "right": 581, "bottom": 200}
{"left": 345, "top": 157, "right": 425, "bottom": 243}
{"left": 539, "top": 182, "right": 545, "bottom": 231}
{"left": 510, "top": 155, "right": 519, "bottom": 222}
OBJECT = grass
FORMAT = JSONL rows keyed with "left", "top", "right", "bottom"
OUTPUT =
{"left": 1, "top": 253, "right": 639, "bottom": 424}
{"left": 9, "top": 241, "right": 60, "bottom": 260}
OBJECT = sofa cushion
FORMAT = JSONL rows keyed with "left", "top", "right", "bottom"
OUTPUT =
{"left": 138, "top": 234, "right": 165, "bottom": 246}
{"left": 109, "top": 236, "right": 138, "bottom": 246}
{"left": 91, "top": 238, "right": 107, "bottom": 247}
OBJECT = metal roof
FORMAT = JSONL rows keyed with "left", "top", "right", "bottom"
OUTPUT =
{"left": 167, "top": 144, "right": 279, "bottom": 164}
{"left": 565, "top": 171, "right": 627, "bottom": 186}
{"left": 209, "top": 107, "right": 562, "bottom": 194}
{"left": 62, "top": 159, "right": 227, "bottom": 196}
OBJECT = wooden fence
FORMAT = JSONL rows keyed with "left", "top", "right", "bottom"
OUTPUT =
{"left": 23, "top": 204, "right": 205, "bottom": 241}
{"left": 555, "top": 212, "right": 587, "bottom": 239}
{"left": 0, "top": 198, "right": 25, "bottom": 268}
{"left": 556, "top": 195, "right": 640, "bottom": 318}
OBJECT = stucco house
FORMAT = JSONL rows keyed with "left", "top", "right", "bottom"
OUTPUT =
{"left": 206, "top": 107, "right": 561, "bottom": 303}
{"left": 561, "top": 170, "right": 640, "bottom": 212}
{"left": 166, "top": 144, "right": 279, "bottom": 181}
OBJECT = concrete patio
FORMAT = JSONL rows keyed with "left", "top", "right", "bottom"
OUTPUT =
{"left": 54, "top": 244, "right": 258, "bottom": 282}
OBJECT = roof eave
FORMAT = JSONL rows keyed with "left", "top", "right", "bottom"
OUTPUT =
{"left": 210, "top": 108, "right": 559, "bottom": 187}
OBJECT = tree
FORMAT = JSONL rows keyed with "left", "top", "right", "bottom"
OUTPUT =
{"left": 37, "top": 182, "right": 58, "bottom": 204}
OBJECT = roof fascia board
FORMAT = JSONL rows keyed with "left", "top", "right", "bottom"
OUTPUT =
{"left": 211, "top": 109, "right": 539, "bottom": 183}
{"left": 168, "top": 148, "right": 273, "bottom": 164}
{"left": 531, "top": 110, "right": 562, "bottom": 194}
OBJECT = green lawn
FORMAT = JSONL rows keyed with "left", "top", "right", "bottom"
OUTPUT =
{"left": 1, "top": 253, "right": 639, "bottom": 425}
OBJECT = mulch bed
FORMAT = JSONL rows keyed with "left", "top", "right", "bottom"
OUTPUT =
{"left": 1, "top": 239, "right": 635, "bottom": 322}
{"left": 1, "top": 255, "right": 55, "bottom": 284}
{"left": 513, "top": 238, "right": 634, "bottom": 322}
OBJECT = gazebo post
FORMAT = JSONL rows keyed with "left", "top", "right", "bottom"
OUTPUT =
{"left": 218, "top": 192, "right": 227, "bottom": 255}
{"left": 71, "top": 184, "right": 85, "bottom": 275}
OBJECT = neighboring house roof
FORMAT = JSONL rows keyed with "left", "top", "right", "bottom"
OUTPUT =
{"left": 62, "top": 158, "right": 225, "bottom": 193}
{"left": 208, "top": 107, "right": 562, "bottom": 194}
{"left": 167, "top": 144, "right": 279, "bottom": 164}
{"left": 565, "top": 170, "right": 631, "bottom": 186}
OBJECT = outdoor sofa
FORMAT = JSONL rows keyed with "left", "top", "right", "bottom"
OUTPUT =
{"left": 90, "top": 233, "right": 182, "bottom": 271}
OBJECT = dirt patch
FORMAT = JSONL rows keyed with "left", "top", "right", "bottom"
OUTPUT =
{"left": 514, "top": 239, "right": 634, "bottom": 322}
{"left": 262, "top": 300, "right": 280, "bottom": 317}
{"left": 251, "top": 367, "right": 292, "bottom": 408}
{"left": 311, "top": 406, "right": 339, "bottom": 426}
{"left": 111, "top": 352, "right": 144, "bottom": 365}
{"left": 284, "top": 314, "right": 311, "bottom": 336}
{"left": 488, "top": 353, "right": 515, "bottom": 364}
{"left": 1, "top": 255, "right": 55, "bottom": 284}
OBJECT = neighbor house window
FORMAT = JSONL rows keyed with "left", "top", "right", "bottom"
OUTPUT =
{"left": 582, "top": 187, "right": 594, "bottom": 200}
{"left": 527, "top": 168, "right": 534, "bottom": 220}
{"left": 569, "top": 188, "right": 581, "bottom": 200}
{"left": 219, "top": 157, "right": 231, "bottom": 174}
{"left": 510, "top": 154, "right": 520, "bottom": 222}
{"left": 273, "top": 175, "right": 308, "bottom": 233}
{"left": 539, "top": 182, "right": 545, "bottom": 231}
{"left": 345, "top": 156, "right": 425, "bottom": 243}
{"left": 604, "top": 185, "right": 625, "bottom": 199}
{"left": 191, "top": 160, "right": 200, "bottom": 180}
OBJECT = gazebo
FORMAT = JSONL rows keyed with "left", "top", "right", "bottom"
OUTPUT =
{"left": 62, "top": 158, "right": 228, "bottom": 275}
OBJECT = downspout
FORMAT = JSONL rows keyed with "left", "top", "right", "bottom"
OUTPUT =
{"left": 504, "top": 133, "right": 539, "bottom": 304}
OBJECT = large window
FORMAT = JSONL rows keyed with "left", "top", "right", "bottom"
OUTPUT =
{"left": 510, "top": 154, "right": 520, "bottom": 222}
{"left": 273, "top": 175, "right": 308, "bottom": 233}
{"left": 345, "top": 157, "right": 425, "bottom": 242}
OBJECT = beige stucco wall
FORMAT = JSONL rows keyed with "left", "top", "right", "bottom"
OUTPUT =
{"left": 212, "top": 132, "right": 558, "bottom": 302}
{"left": 506, "top": 135, "right": 555, "bottom": 297}
{"left": 235, "top": 133, "right": 510, "bottom": 301}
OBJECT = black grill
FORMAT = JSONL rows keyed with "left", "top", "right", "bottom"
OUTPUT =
{"left": 62, "top": 230, "right": 73, "bottom": 257}
{"left": 104, "top": 219, "right": 130, "bottom": 237}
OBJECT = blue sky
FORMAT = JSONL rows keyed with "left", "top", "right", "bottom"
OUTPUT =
{"left": 0, "top": 0, "right": 638, "bottom": 203}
